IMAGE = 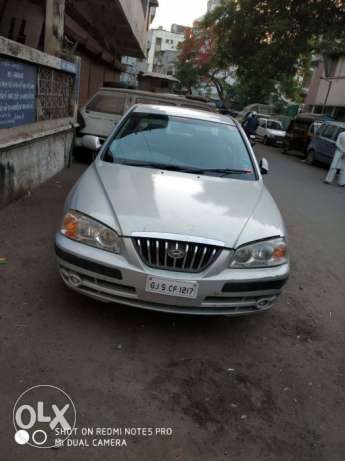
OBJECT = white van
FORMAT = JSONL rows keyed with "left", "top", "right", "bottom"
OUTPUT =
{"left": 75, "top": 88, "right": 215, "bottom": 156}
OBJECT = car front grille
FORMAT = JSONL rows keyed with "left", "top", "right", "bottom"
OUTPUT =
{"left": 133, "top": 237, "right": 222, "bottom": 273}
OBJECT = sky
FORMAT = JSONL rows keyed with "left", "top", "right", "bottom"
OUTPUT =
{"left": 151, "top": 0, "right": 209, "bottom": 31}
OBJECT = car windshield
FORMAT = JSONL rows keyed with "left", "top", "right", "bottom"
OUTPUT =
{"left": 103, "top": 113, "right": 256, "bottom": 179}
{"left": 267, "top": 120, "right": 283, "bottom": 130}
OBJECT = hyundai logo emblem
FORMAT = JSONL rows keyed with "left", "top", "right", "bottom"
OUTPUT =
{"left": 168, "top": 248, "right": 186, "bottom": 260}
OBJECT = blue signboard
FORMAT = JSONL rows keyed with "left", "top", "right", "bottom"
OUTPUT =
{"left": 0, "top": 57, "right": 37, "bottom": 129}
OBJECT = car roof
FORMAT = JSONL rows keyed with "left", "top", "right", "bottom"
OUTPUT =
{"left": 99, "top": 87, "right": 213, "bottom": 105}
{"left": 132, "top": 104, "right": 236, "bottom": 125}
{"left": 320, "top": 120, "right": 345, "bottom": 128}
{"left": 295, "top": 112, "right": 333, "bottom": 122}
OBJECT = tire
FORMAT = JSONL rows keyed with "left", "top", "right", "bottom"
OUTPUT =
{"left": 306, "top": 149, "right": 315, "bottom": 165}
{"left": 263, "top": 136, "right": 269, "bottom": 145}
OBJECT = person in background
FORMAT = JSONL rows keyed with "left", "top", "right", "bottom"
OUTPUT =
{"left": 324, "top": 130, "right": 345, "bottom": 186}
{"left": 242, "top": 112, "right": 259, "bottom": 138}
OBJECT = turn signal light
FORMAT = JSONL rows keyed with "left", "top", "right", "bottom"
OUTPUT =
{"left": 62, "top": 213, "right": 78, "bottom": 238}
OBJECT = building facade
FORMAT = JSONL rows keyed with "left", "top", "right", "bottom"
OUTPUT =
{"left": 0, "top": 0, "right": 157, "bottom": 206}
{"left": 304, "top": 53, "right": 345, "bottom": 120}
{"left": 0, "top": 0, "right": 158, "bottom": 104}
{"left": 147, "top": 26, "right": 186, "bottom": 76}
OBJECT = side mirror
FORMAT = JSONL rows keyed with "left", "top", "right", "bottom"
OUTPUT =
{"left": 259, "top": 158, "right": 269, "bottom": 175}
{"left": 82, "top": 135, "right": 101, "bottom": 151}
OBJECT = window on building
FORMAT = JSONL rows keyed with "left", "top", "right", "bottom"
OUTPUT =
{"left": 17, "top": 19, "right": 27, "bottom": 44}
{"left": 8, "top": 17, "right": 16, "bottom": 40}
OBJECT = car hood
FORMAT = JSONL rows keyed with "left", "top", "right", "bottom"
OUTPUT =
{"left": 68, "top": 162, "right": 285, "bottom": 248}
{"left": 267, "top": 128, "right": 286, "bottom": 137}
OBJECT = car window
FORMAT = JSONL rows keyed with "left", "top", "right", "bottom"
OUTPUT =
{"left": 334, "top": 127, "right": 345, "bottom": 140}
{"left": 267, "top": 121, "right": 283, "bottom": 130}
{"left": 86, "top": 94, "right": 126, "bottom": 115}
{"left": 135, "top": 97, "right": 176, "bottom": 106}
{"left": 295, "top": 120, "right": 310, "bottom": 131}
{"left": 311, "top": 122, "right": 322, "bottom": 135}
{"left": 317, "top": 124, "right": 327, "bottom": 136}
{"left": 258, "top": 119, "right": 267, "bottom": 127}
{"left": 103, "top": 113, "right": 256, "bottom": 180}
{"left": 321, "top": 125, "right": 337, "bottom": 140}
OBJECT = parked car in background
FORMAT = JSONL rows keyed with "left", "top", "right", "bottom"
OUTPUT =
{"left": 306, "top": 121, "right": 345, "bottom": 166}
{"left": 236, "top": 104, "right": 275, "bottom": 123}
{"left": 282, "top": 113, "right": 333, "bottom": 156}
{"left": 75, "top": 88, "right": 215, "bottom": 159}
{"left": 237, "top": 110, "right": 272, "bottom": 124}
{"left": 56, "top": 105, "right": 289, "bottom": 316}
{"left": 256, "top": 118, "right": 286, "bottom": 146}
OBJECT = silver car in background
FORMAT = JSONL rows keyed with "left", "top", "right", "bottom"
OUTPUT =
{"left": 55, "top": 105, "right": 289, "bottom": 316}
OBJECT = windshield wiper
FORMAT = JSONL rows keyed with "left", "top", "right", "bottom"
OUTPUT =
{"left": 117, "top": 161, "right": 253, "bottom": 177}
{"left": 191, "top": 168, "right": 253, "bottom": 176}
{"left": 116, "top": 160, "right": 202, "bottom": 173}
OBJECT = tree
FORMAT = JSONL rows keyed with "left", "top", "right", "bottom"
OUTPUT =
{"left": 203, "top": 0, "right": 345, "bottom": 105}
{"left": 176, "top": 27, "right": 231, "bottom": 102}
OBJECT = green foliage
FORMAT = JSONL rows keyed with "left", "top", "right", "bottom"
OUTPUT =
{"left": 203, "top": 0, "right": 345, "bottom": 106}
{"left": 176, "top": 28, "right": 229, "bottom": 100}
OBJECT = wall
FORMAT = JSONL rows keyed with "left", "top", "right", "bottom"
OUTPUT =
{"left": 0, "top": 0, "right": 44, "bottom": 49}
{"left": 78, "top": 50, "right": 120, "bottom": 105}
{"left": 0, "top": 127, "right": 73, "bottom": 206}
{"left": 0, "top": 36, "right": 78, "bottom": 208}
{"left": 119, "top": 0, "right": 149, "bottom": 57}
{"left": 305, "top": 56, "right": 345, "bottom": 109}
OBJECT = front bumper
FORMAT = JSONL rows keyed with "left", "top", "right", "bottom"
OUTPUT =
{"left": 55, "top": 233, "right": 289, "bottom": 316}
{"left": 270, "top": 136, "right": 285, "bottom": 146}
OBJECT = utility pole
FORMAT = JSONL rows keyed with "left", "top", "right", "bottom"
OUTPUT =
{"left": 322, "top": 79, "right": 333, "bottom": 113}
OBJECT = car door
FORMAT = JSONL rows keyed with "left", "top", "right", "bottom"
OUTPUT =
{"left": 81, "top": 91, "right": 128, "bottom": 138}
{"left": 318, "top": 125, "right": 338, "bottom": 164}
{"left": 312, "top": 124, "right": 327, "bottom": 160}
{"left": 256, "top": 119, "right": 266, "bottom": 139}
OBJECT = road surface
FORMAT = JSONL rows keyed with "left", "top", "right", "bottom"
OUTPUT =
{"left": 1, "top": 144, "right": 344, "bottom": 460}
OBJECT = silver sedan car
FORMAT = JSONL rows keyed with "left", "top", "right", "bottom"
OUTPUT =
{"left": 55, "top": 105, "right": 289, "bottom": 316}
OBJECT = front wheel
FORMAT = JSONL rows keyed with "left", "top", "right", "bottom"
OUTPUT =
{"left": 263, "top": 136, "right": 269, "bottom": 145}
{"left": 306, "top": 149, "right": 315, "bottom": 165}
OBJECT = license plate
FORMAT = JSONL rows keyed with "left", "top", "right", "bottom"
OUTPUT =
{"left": 145, "top": 276, "right": 198, "bottom": 299}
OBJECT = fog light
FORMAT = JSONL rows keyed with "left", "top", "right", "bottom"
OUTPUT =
{"left": 256, "top": 297, "right": 276, "bottom": 309}
{"left": 69, "top": 273, "right": 82, "bottom": 287}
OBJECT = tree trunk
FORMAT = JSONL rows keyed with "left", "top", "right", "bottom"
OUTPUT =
{"left": 210, "top": 75, "right": 225, "bottom": 103}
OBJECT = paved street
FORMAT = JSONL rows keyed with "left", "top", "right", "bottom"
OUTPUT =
{"left": 1, "top": 144, "right": 345, "bottom": 461}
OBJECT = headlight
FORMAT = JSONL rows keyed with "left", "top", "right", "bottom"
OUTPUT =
{"left": 230, "top": 238, "right": 288, "bottom": 268}
{"left": 60, "top": 210, "right": 121, "bottom": 254}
